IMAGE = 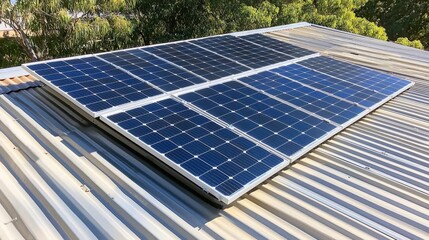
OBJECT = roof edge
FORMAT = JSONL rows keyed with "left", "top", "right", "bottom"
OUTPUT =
{"left": 310, "top": 24, "right": 429, "bottom": 56}
{"left": 230, "top": 22, "right": 311, "bottom": 36}
{"left": 0, "top": 67, "right": 30, "bottom": 80}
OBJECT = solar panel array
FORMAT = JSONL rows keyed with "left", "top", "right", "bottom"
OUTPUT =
{"left": 23, "top": 31, "right": 413, "bottom": 205}
{"left": 98, "top": 50, "right": 206, "bottom": 91}
{"left": 26, "top": 56, "right": 162, "bottom": 114}
{"left": 239, "top": 71, "right": 366, "bottom": 125}
{"left": 180, "top": 81, "right": 337, "bottom": 157}
{"left": 191, "top": 35, "right": 293, "bottom": 68}
{"left": 240, "top": 34, "right": 315, "bottom": 58}
{"left": 105, "top": 98, "right": 286, "bottom": 197}
{"left": 144, "top": 42, "right": 250, "bottom": 80}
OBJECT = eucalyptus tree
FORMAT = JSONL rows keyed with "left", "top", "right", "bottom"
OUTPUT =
{"left": 359, "top": 0, "right": 428, "bottom": 49}
{"left": 0, "top": 0, "right": 138, "bottom": 62}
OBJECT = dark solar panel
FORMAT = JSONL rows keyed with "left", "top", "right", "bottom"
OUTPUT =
{"left": 191, "top": 35, "right": 293, "bottom": 69}
{"left": 24, "top": 30, "right": 414, "bottom": 206}
{"left": 239, "top": 71, "right": 366, "bottom": 125}
{"left": 144, "top": 42, "right": 250, "bottom": 81}
{"left": 270, "top": 64, "right": 388, "bottom": 108}
{"left": 104, "top": 98, "right": 286, "bottom": 201}
{"left": 240, "top": 34, "right": 315, "bottom": 58}
{"left": 299, "top": 56, "right": 412, "bottom": 95}
{"left": 179, "top": 81, "right": 337, "bottom": 157}
{"left": 98, "top": 49, "right": 206, "bottom": 91}
{"left": 26, "top": 56, "right": 162, "bottom": 115}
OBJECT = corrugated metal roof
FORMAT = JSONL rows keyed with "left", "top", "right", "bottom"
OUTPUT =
{"left": 0, "top": 24, "right": 428, "bottom": 239}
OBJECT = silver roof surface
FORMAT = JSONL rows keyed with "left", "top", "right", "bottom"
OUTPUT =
{"left": 0, "top": 23, "right": 428, "bottom": 239}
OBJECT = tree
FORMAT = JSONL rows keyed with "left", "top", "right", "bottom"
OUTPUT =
{"left": 0, "top": 0, "right": 138, "bottom": 62}
{"left": 358, "top": 0, "right": 428, "bottom": 49}
{"left": 274, "top": 0, "right": 388, "bottom": 40}
{"left": 0, "top": 0, "right": 406, "bottom": 67}
{"left": 395, "top": 37, "right": 424, "bottom": 50}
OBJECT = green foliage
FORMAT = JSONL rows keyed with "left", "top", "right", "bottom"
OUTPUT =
{"left": 395, "top": 37, "right": 424, "bottom": 50}
{"left": 0, "top": 37, "right": 30, "bottom": 68}
{"left": 358, "top": 0, "right": 429, "bottom": 49}
{"left": 235, "top": 1, "right": 279, "bottom": 31}
{"left": 0, "top": 0, "right": 138, "bottom": 61}
{"left": 275, "top": 0, "right": 388, "bottom": 40}
{"left": 1, "top": 0, "right": 423, "bottom": 67}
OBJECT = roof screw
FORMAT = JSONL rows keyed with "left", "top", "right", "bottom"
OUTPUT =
{"left": 80, "top": 184, "right": 91, "bottom": 192}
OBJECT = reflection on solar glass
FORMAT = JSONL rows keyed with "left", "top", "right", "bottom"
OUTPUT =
{"left": 144, "top": 42, "right": 250, "bottom": 80}
{"left": 106, "top": 98, "right": 285, "bottom": 198}
{"left": 98, "top": 49, "right": 206, "bottom": 91}
{"left": 300, "top": 56, "right": 412, "bottom": 95}
{"left": 27, "top": 56, "right": 162, "bottom": 113}
{"left": 180, "top": 81, "right": 336, "bottom": 157}
{"left": 271, "top": 64, "right": 388, "bottom": 108}
{"left": 240, "top": 34, "right": 315, "bottom": 58}
{"left": 191, "top": 35, "right": 293, "bottom": 69}
{"left": 239, "top": 71, "right": 366, "bottom": 125}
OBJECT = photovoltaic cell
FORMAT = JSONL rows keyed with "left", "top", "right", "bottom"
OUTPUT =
{"left": 179, "top": 81, "right": 337, "bottom": 157}
{"left": 239, "top": 71, "right": 366, "bottom": 125}
{"left": 240, "top": 34, "right": 315, "bottom": 58}
{"left": 191, "top": 35, "right": 293, "bottom": 69}
{"left": 26, "top": 56, "right": 162, "bottom": 114}
{"left": 144, "top": 42, "right": 250, "bottom": 80}
{"left": 299, "top": 56, "right": 412, "bottom": 95}
{"left": 98, "top": 49, "right": 206, "bottom": 91}
{"left": 271, "top": 64, "right": 388, "bottom": 108}
{"left": 23, "top": 29, "right": 414, "bottom": 205}
{"left": 104, "top": 98, "right": 286, "bottom": 200}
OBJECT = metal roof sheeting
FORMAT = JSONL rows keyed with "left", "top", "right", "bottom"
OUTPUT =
{"left": 0, "top": 24, "right": 428, "bottom": 239}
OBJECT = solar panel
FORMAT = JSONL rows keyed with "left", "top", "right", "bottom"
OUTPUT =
{"left": 25, "top": 56, "right": 162, "bottom": 116}
{"left": 239, "top": 71, "right": 366, "bottom": 125}
{"left": 271, "top": 64, "right": 389, "bottom": 108}
{"left": 101, "top": 98, "right": 287, "bottom": 204}
{"left": 299, "top": 56, "right": 412, "bottom": 95}
{"left": 191, "top": 35, "right": 294, "bottom": 69}
{"left": 240, "top": 34, "right": 315, "bottom": 58}
{"left": 144, "top": 42, "right": 250, "bottom": 80}
{"left": 22, "top": 27, "right": 414, "bottom": 206}
{"left": 179, "top": 81, "right": 337, "bottom": 157}
{"left": 98, "top": 49, "right": 207, "bottom": 91}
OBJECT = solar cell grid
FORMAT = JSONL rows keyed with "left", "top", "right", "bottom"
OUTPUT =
{"left": 299, "top": 56, "right": 412, "bottom": 95}
{"left": 26, "top": 56, "right": 162, "bottom": 114}
{"left": 24, "top": 29, "right": 414, "bottom": 205}
{"left": 144, "top": 42, "right": 250, "bottom": 80}
{"left": 239, "top": 71, "right": 366, "bottom": 125}
{"left": 271, "top": 64, "right": 388, "bottom": 108}
{"left": 179, "top": 81, "right": 337, "bottom": 157}
{"left": 105, "top": 98, "right": 286, "bottom": 198}
{"left": 240, "top": 34, "right": 315, "bottom": 58}
{"left": 191, "top": 35, "right": 293, "bottom": 69}
{"left": 98, "top": 49, "right": 206, "bottom": 91}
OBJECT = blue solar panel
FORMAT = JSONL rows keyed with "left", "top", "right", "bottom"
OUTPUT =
{"left": 26, "top": 56, "right": 162, "bottom": 115}
{"left": 144, "top": 42, "right": 250, "bottom": 80}
{"left": 103, "top": 98, "right": 286, "bottom": 202}
{"left": 23, "top": 29, "right": 414, "bottom": 206}
{"left": 299, "top": 56, "right": 412, "bottom": 95}
{"left": 191, "top": 35, "right": 293, "bottom": 69}
{"left": 239, "top": 71, "right": 366, "bottom": 125}
{"left": 270, "top": 64, "right": 389, "bottom": 108}
{"left": 240, "top": 34, "right": 315, "bottom": 58}
{"left": 98, "top": 49, "right": 206, "bottom": 91}
{"left": 179, "top": 81, "right": 337, "bottom": 157}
